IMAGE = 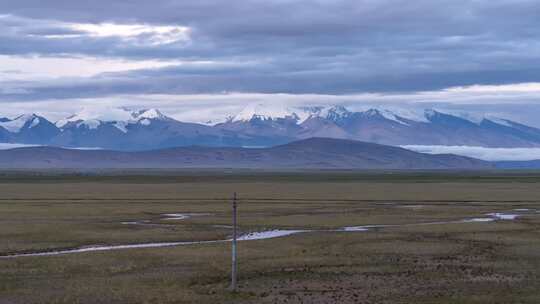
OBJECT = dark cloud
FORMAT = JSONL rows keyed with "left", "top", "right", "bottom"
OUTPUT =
{"left": 1, "top": 0, "right": 540, "bottom": 99}
{"left": 6, "top": 64, "right": 540, "bottom": 102}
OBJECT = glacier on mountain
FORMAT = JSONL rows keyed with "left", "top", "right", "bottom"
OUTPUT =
{"left": 0, "top": 114, "right": 41, "bottom": 133}
{"left": 1, "top": 104, "right": 540, "bottom": 151}
{"left": 55, "top": 107, "right": 170, "bottom": 132}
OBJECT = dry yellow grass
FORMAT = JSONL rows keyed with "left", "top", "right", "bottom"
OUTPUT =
{"left": 0, "top": 172, "right": 539, "bottom": 303}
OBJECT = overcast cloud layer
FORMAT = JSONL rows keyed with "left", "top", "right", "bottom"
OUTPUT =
{"left": 1, "top": 0, "right": 540, "bottom": 124}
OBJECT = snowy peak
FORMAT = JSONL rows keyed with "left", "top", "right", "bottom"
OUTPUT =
{"left": 230, "top": 105, "right": 434, "bottom": 126}
{"left": 231, "top": 104, "right": 357, "bottom": 124}
{"left": 312, "top": 107, "right": 426, "bottom": 125}
{"left": 0, "top": 114, "right": 42, "bottom": 133}
{"left": 317, "top": 105, "right": 352, "bottom": 122}
{"left": 232, "top": 103, "right": 307, "bottom": 123}
{"left": 55, "top": 107, "right": 135, "bottom": 129}
{"left": 132, "top": 108, "right": 168, "bottom": 121}
{"left": 135, "top": 108, "right": 175, "bottom": 128}
{"left": 0, "top": 105, "right": 540, "bottom": 150}
{"left": 361, "top": 109, "right": 391, "bottom": 119}
{"left": 329, "top": 105, "right": 350, "bottom": 115}
{"left": 358, "top": 109, "right": 409, "bottom": 125}
{"left": 56, "top": 107, "right": 173, "bottom": 132}
{"left": 130, "top": 108, "right": 171, "bottom": 127}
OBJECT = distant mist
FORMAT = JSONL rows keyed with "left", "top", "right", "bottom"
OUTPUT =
{"left": 0, "top": 143, "right": 40, "bottom": 150}
{"left": 403, "top": 145, "right": 540, "bottom": 161}
{"left": 0, "top": 143, "right": 102, "bottom": 151}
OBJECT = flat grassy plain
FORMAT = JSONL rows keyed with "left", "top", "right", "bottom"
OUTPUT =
{"left": 1, "top": 171, "right": 540, "bottom": 303}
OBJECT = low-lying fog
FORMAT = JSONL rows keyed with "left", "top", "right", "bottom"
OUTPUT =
{"left": 403, "top": 145, "right": 540, "bottom": 161}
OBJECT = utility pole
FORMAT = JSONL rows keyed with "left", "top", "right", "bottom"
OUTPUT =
{"left": 231, "top": 192, "right": 238, "bottom": 292}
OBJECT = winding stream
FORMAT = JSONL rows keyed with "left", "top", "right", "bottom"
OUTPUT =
{"left": 1, "top": 210, "right": 536, "bottom": 259}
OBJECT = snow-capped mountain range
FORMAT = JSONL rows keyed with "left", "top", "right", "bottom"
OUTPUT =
{"left": 55, "top": 108, "right": 170, "bottom": 133}
{"left": 1, "top": 105, "right": 540, "bottom": 150}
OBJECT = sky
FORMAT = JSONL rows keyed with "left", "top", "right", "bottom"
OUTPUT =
{"left": 1, "top": 0, "right": 540, "bottom": 125}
